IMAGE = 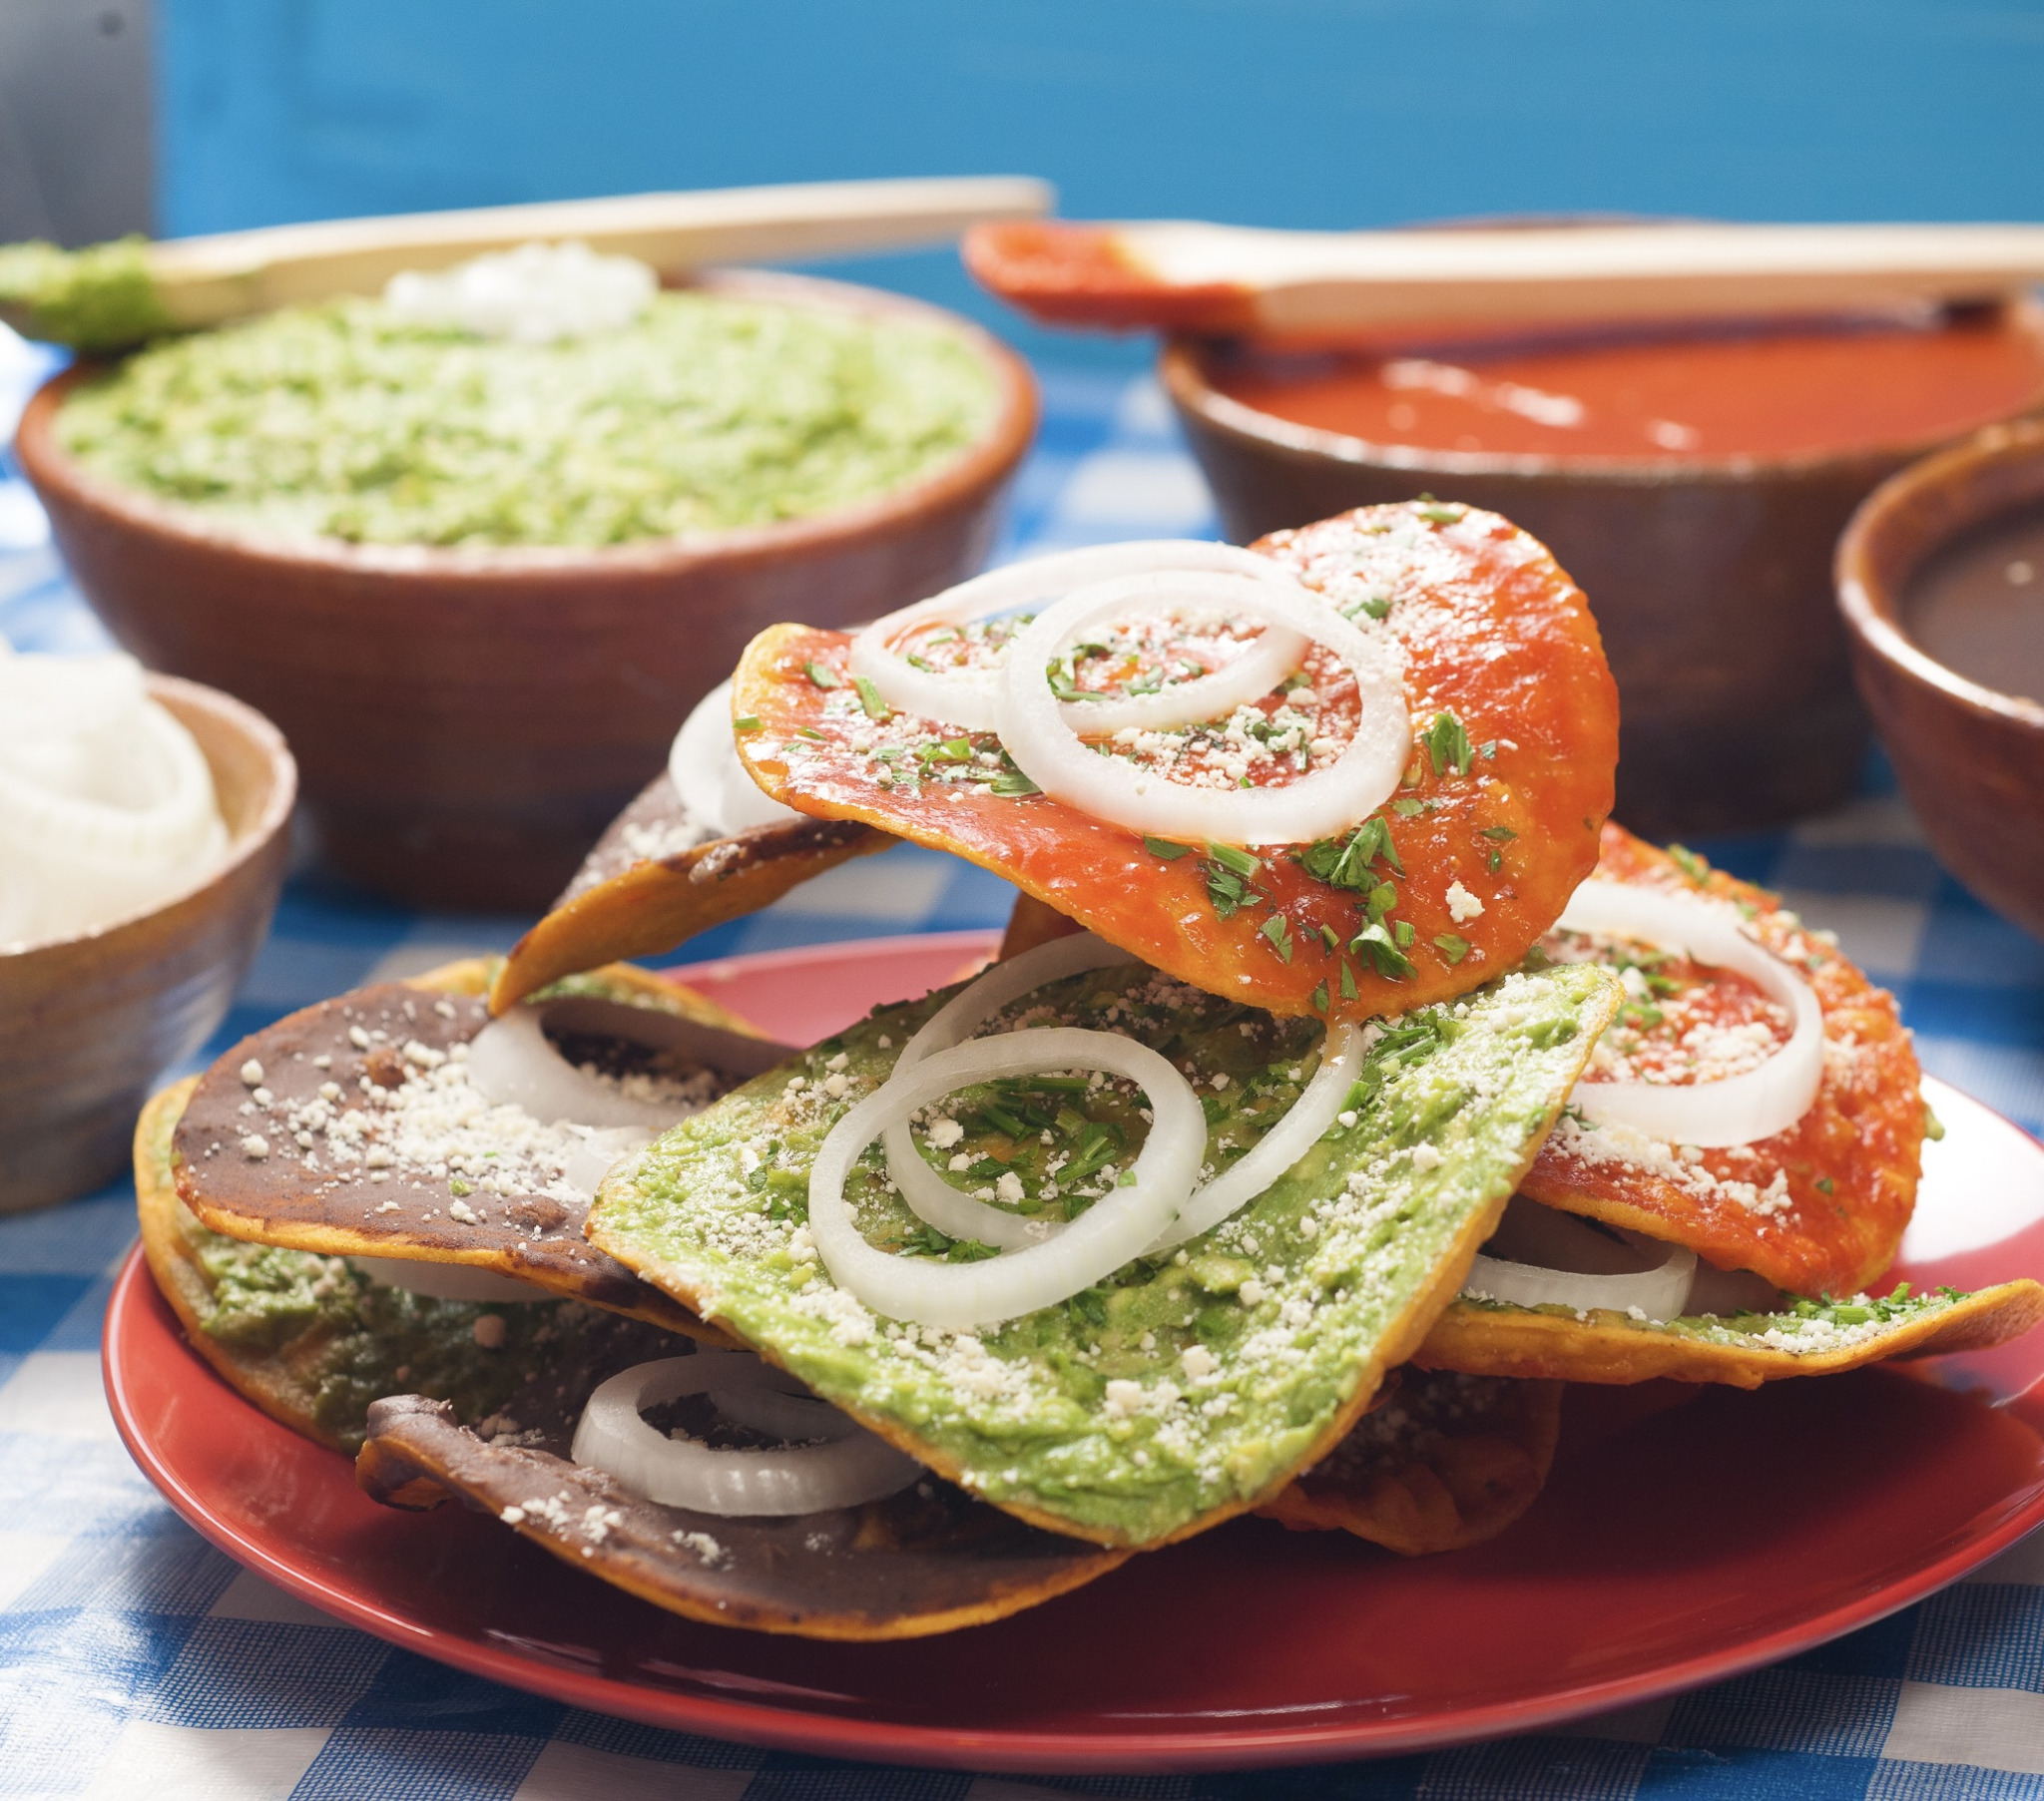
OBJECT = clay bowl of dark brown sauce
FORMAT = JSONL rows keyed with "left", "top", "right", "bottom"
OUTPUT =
{"left": 17, "top": 268, "right": 1036, "bottom": 913}
{"left": 1164, "top": 295, "right": 2044, "bottom": 840}
{"left": 1836, "top": 419, "right": 2044, "bottom": 942}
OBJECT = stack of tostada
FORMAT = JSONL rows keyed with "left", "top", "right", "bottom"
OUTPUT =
{"left": 141, "top": 500, "right": 2044, "bottom": 1640}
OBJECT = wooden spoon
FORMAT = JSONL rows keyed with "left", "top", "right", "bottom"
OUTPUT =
{"left": 3, "top": 175, "right": 1052, "bottom": 345}
{"left": 965, "top": 218, "right": 2044, "bottom": 344}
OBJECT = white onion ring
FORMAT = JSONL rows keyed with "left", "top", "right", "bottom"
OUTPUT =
{"left": 0, "top": 670, "right": 230, "bottom": 945}
{"left": 1462, "top": 1200, "right": 1698, "bottom": 1322}
{"left": 1558, "top": 880, "right": 1824, "bottom": 1148}
{"left": 880, "top": 934, "right": 1140, "bottom": 1247}
{"left": 704, "top": 1384, "right": 855, "bottom": 1443}
{"left": 350, "top": 1256, "right": 553, "bottom": 1303}
{"left": 561, "top": 1125, "right": 654, "bottom": 1199}
{"left": 1148, "top": 1019, "right": 1368, "bottom": 1252}
{"left": 466, "top": 997, "right": 785, "bottom": 1133}
{"left": 572, "top": 1351, "right": 919, "bottom": 1516}
{"left": 1054, "top": 601, "right": 1307, "bottom": 735}
{"left": 808, "top": 1028, "right": 1206, "bottom": 1328}
{"left": 847, "top": 541, "right": 1306, "bottom": 732}
{"left": 669, "top": 678, "right": 803, "bottom": 837}
{"left": 897, "top": 932, "right": 1143, "bottom": 1071}
{"left": 881, "top": 935, "right": 1365, "bottom": 1254}
{"left": 466, "top": 1004, "right": 686, "bottom": 1131}
{"left": 999, "top": 574, "right": 1410, "bottom": 847}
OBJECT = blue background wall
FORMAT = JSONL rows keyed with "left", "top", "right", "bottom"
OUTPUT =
{"left": 158, "top": 0, "right": 2044, "bottom": 368}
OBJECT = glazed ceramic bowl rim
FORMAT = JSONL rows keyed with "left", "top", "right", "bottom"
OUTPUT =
{"left": 1835, "top": 416, "right": 2044, "bottom": 732}
{"left": 16, "top": 267, "right": 1036, "bottom": 581}
{"left": 0, "top": 671, "right": 297, "bottom": 962}
{"left": 1160, "top": 296, "right": 2044, "bottom": 487}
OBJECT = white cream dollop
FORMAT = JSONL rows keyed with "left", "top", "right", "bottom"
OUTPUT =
{"left": 382, "top": 240, "right": 658, "bottom": 344}
{"left": 0, "top": 640, "right": 228, "bottom": 948}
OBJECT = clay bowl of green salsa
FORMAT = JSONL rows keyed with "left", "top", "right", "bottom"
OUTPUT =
{"left": 16, "top": 268, "right": 1035, "bottom": 911}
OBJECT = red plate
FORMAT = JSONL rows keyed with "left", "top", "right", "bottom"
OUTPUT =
{"left": 105, "top": 933, "right": 2044, "bottom": 1775}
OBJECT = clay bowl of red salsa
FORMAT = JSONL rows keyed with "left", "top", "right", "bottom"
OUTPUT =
{"left": 16, "top": 269, "right": 1036, "bottom": 913}
{"left": 1164, "top": 297, "right": 2044, "bottom": 838}
{"left": 1836, "top": 417, "right": 2044, "bottom": 942}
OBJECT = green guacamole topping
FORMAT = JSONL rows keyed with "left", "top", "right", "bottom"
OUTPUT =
{"left": 1451, "top": 1281, "right": 1965, "bottom": 1354}
{"left": 0, "top": 236, "right": 170, "bottom": 351}
{"left": 182, "top": 1207, "right": 592, "bottom": 1451}
{"left": 592, "top": 959, "right": 1617, "bottom": 1545}
{"left": 55, "top": 290, "right": 1000, "bottom": 547}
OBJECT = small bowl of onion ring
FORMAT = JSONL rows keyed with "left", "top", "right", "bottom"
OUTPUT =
{"left": 0, "top": 665, "right": 294, "bottom": 1211}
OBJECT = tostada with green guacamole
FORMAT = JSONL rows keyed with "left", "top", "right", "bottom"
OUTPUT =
{"left": 151, "top": 502, "right": 2044, "bottom": 1637}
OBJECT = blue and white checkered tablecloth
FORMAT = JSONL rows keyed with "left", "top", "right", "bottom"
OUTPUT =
{"left": 5, "top": 334, "right": 2044, "bottom": 1800}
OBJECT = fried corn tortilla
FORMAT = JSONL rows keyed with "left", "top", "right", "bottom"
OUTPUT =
{"left": 588, "top": 958, "right": 1619, "bottom": 1548}
{"left": 1417, "top": 1280, "right": 2044, "bottom": 1389}
{"left": 176, "top": 960, "right": 769, "bottom": 1338}
{"left": 137, "top": 1078, "right": 621, "bottom": 1453}
{"left": 730, "top": 502, "right": 1617, "bottom": 1023}
{"left": 1256, "top": 1369, "right": 1563, "bottom": 1555}
{"left": 492, "top": 798, "right": 888, "bottom": 1012}
{"left": 356, "top": 1349, "right": 1130, "bottom": 1643}
{"left": 1521, "top": 826, "right": 1926, "bottom": 1296}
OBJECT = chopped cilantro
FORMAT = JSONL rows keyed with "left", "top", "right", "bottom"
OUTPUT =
{"left": 1434, "top": 933, "right": 1469, "bottom": 964}
{"left": 1815, "top": 1176, "right": 1834, "bottom": 1195}
{"left": 1339, "top": 960, "right": 1358, "bottom": 1001}
{"left": 1203, "top": 860, "right": 1264, "bottom": 921}
{"left": 987, "top": 748, "right": 1041, "bottom": 797}
{"left": 1311, "top": 980, "right": 1329, "bottom": 1012}
{"left": 1067, "top": 1286, "right": 1110, "bottom": 1329}
{"left": 1487, "top": 848, "right": 1503, "bottom": 872}
{"left": 902, "top": 1221, "right": 998, "bottom": 1262}
{"left": 1319, "top": 922, "right": 1341, "bottom": 953}
{"left": 1391, "top": 797, "right": 1424, "bottom": 817}
{"left": 1393, "top": 919, "right": 1415, "bottom": 948}
{"left": 802, "top": 659, "right": 841, "bottom": 690}
{"left": 1259, "top": 914, "right": 1294, "bottom": 963}
{"left": 1668, "top": 844, "right": 1710, "bottom": 884}
{"left": 1144, "top": 835, "right": 1192, "bottom": 861}
{"left": 1299, "top": 815, "right": 1401, "bottom": 890}
{"left": 1480, "top": 825, "right": 1517, "bottom": 841}
{"left": 1207, "top": 841, "right": 1263, "bottom": 880}
{"left": 1349, "top": 921, "right": 1414, "bottom": 980}
{"left": 1424, "top": 708, "right": 1474, "bottom": 778}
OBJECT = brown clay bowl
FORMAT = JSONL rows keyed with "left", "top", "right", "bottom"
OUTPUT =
{"left": 1835, "top": 419, "right": 2044, "bottom": 941}
{"left": 1162, "top": 302, "right": 2044, "bottom": 841}
{"left": 16, "top": 268, "right": 1037, "bottom": 912}
{"left": 0, "top": 675, "right": 294, "bottom": 1211}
